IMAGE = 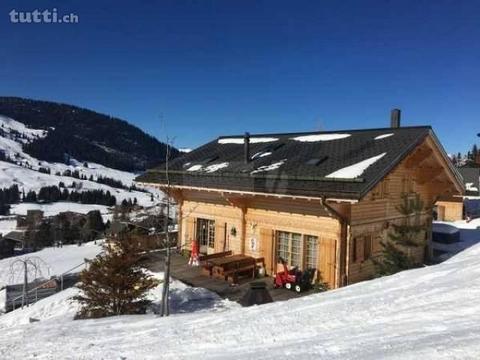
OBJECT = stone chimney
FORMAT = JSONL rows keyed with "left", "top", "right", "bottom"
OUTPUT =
{"left": 244, "top": 132, "right": 250, "bottom": 163}
{"left": 390, "top": 109, "right": 401, "bottom": 128}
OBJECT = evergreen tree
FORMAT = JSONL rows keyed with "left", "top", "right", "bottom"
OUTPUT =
{"left": 373, "top": 193, "right": 426, "bottom": 276}
{"left": 74, "top": 235, "right": 159, "bottom": 319}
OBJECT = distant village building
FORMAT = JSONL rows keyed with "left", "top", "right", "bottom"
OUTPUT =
{"left": 139, "top": 111, "right": 464, "bottom": 288}
{"left": 0, "top": 231, "right": 25, "bottom": 258}
{"left": 17, "top": 209, "right": 44, "bottom": 229}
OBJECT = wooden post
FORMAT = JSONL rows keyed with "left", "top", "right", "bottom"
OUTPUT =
{"left": 240, "top": 206, "right": 247, "bottom": 255}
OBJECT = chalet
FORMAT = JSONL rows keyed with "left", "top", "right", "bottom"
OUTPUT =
{"left": 136, "top": 110, "right": 464, "bottom": 288}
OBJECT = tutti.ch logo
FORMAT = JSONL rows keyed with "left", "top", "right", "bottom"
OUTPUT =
{"left": 9, "top": 8, "right": 79, "bottom": 24}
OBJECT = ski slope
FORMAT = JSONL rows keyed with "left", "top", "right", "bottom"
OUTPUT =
{"left": 1, "top": 235, "right": 480, "bottom": 358}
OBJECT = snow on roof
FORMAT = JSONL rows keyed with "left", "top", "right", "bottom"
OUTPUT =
{"left": 251, "top": 159, "right": 286, "bottom": 174}
{"left": 374, "top": 133, "right": 394, "bottom": 140}
{"left": 204, "top": 162, "right": 229, "bottom": 173}
{"left": 251, "top": 151, "right": 272, "bottom": 159}
{"left": 291, "top": 133, "right": 351, "bottom": 142}
{"left": 218, "top": 137, "right": 278, "bottom": 144}
{"left": 186, "top": 164, "right": 203, "bottom": 171}
{"left": 326, "top": 153, "right": 387, "bottom": 179}
{"left": 466, "top": 183, "right": 479, "bottom": 192}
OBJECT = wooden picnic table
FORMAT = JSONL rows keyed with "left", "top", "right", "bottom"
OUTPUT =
{"left": 207, "top": 254, "right": 251, "bottom": 268}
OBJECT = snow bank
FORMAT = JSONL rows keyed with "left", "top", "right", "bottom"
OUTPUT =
{"left": 2, "top": 241, "right": 480, "bottom": 358}
{"left": 291, "top": 133, "right": 351, "bottom": 142}
{"left": 326, "top": 152, "right": 386, "bottom": 179}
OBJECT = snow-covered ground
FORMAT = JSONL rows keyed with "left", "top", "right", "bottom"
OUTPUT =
{"left": 10, "top": 202, "right": 110, "bottom": 218}
{"left": 0, "top": 271, "right": 237, "bottom": 329}
{"left": 0, "top": 225, "right": 480, "bottom": 358}
{"left": 0, "top": 241, "right": 102, "bottom": 288}
{"left": 0, "top": 217, "right": 17, "bottom": 236}
{"left": 433, "top": 218, "right": 480, "bottom": 260}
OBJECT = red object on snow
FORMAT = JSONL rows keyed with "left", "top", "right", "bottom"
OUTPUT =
{"left": 188, "top": 240, "right": 200, "bottom": 266}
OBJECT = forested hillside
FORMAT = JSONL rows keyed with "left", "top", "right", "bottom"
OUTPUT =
{"left": 0, "top": 97, "right": 178, "bottom": 171}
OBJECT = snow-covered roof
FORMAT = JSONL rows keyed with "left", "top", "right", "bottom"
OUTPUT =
{"left": 137, "top": 126, "right": 446, "bottom": 200}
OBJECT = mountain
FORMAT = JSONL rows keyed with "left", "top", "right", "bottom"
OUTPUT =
{"left": 0, "top": 97, "right": 178, "bottom": 172}
{"left": 0, "top": 104, "right": 165, "bottom": 215}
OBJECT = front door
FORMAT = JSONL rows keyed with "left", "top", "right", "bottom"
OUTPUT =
{"left": 196, "top": 218, "right": 215, "bottom": 254}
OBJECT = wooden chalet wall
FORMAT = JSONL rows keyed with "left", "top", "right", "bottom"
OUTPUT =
{"left": 179, "top": 191, "right": 341, "bottom": 289}
{"left": 345, "top": 136, "right": 461, "bottom": 284}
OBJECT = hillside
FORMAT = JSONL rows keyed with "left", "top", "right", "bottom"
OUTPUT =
{"left": 0, "top": 112, "right": 164, "bottom": 217}
{"left": 0, "top": 228, "right": 480, "bottom": 359}
{"left": 0, "top": 97, "right": 179, "bottom": 172}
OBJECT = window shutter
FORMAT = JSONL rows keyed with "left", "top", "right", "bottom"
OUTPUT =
{"left": 355, "top": 237, "right": 365, "bottom": 262}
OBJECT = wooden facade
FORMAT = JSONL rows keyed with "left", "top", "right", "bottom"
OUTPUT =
{"left": 436, "top": 197, "right": 464, "bottom": 222}
{"left": 143, "top": 134, "right": 463, "bottom": 289}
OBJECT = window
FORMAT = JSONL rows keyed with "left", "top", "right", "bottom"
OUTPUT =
{"left": 353, "top": 235, "right": 373, "bottom": 262}
{"left": 277, "top": 232, "right": 319, "bottom": 269}
{"left": 291, "top": 233, "right": 302, "bottom": 267}
{"left": 196, "top": 218, "right": 215, "bottom": 250}
{"left": 305, "top": 235, "right": 318, "bottom": 269}
{"left": 353, "top": 237, "right": 365, "bottom": 263}
{"left": 381, "top": 179, "right": 389, "bottom": 198}
{"left": 305, "top": 156, "right": 328, "bottom": 166}
{"left": 277, "top": 231, "right": 290, "bottom": 264}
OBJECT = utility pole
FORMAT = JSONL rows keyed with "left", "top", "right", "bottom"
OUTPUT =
{"left": 160, "top": 138, "right": 171, "bottom": 317}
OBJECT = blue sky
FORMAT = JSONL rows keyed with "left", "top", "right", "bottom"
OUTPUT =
{"left": 0, "top": 0, "right": 479, "bottom": 153}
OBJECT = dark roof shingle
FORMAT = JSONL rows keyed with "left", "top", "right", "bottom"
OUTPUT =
{"left": 136, "top": 126, "right": 434, "bottom": 199}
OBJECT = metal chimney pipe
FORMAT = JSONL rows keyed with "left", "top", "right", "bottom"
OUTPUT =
{"left": 244, "top": 132, "right": 250, "bottom": 163}
{"left": 391, "top": 109, "right": 401, "bottom": 128}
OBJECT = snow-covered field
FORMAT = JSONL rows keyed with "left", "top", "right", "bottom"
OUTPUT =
{"left": 0, "top": 225, "right": 480, "bottom": 358}
{"left": 10, "top": 202, "right": 110, "bottom": 217}
{"left": 0, "top": 218, "right": 17, "bottom": 236}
